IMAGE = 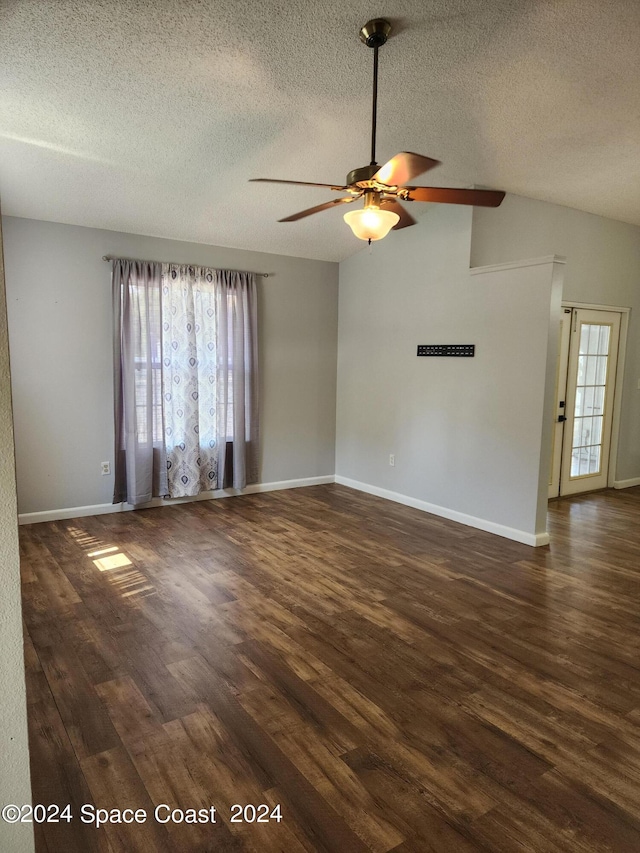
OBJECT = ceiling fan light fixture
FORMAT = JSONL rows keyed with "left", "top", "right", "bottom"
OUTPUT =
{"left": 343, "top": 206, "right": 399, "bottom": 242}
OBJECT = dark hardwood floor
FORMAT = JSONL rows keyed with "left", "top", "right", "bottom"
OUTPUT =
{"left": 20, "top": 484, "right": 640, "bottom": 852}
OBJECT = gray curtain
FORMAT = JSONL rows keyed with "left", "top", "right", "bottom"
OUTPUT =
{"left": 113, "top": 259, "right": 259, "bottom": 504}
{"left": 215, "top": 270, "right": 259, "bottom": 489}
{"left": 112, "top": 259, "right": 168, "bottom": 505}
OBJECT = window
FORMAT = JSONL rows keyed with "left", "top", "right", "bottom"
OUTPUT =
{"left": 114, "top": 259, "right": 258, "bottom": 505}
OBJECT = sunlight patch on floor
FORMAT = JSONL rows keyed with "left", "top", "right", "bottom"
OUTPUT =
{"left": 67, "top": 524, "right": 157, "bottom": 600}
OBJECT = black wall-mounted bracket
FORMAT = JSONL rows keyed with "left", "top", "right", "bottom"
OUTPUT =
{"left": 417, "top": 345, "right": 475, "bottom": 357}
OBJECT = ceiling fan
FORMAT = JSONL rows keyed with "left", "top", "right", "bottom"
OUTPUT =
{"left": 251, "top": 18, "right": 505, "bottom": 243}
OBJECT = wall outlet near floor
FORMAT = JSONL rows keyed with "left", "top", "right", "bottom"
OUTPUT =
{"left": 389, "top": 454, "right": 395, "bottom": 467}
{"left": 101, "top": 461, "right": 111, "bottom": 476}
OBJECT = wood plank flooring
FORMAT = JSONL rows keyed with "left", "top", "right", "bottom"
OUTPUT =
{"left": 20, "top": 484, "right": 640, "bottom": 852}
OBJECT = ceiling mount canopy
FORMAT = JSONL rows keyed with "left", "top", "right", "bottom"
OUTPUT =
{"left": 251, "top": 18, "right": 505, "bottom": 244}
{"left": 359, "top": 18, "right": 391, "bottom": 49}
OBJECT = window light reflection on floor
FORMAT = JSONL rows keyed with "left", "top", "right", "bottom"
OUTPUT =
{"left": 93, "top": 552, "right": 132, "bottom": 572}
{"left": 67, "top": 525, "right": 156, "bottom": 600}
{"left": 87, "top": 546, "right": 119, "bottom": 558}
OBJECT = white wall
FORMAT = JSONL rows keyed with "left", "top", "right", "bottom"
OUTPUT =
{"left": 0, "top": 213, "right": 34, "bottom": 852}
{"left": 336, "top": 204, "right": 561, "bottom": 545}
{"left": 2, "top": 217, "right": 339, "bottom": 515}
{"left": 471, "top": 194, "right": 640, "bottom": 483}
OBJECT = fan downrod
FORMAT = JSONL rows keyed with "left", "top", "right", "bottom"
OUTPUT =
{"left": 359, "top": 19, "right": 391, "bottom": 48}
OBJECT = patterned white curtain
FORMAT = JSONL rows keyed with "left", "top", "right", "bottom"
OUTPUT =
{"left": 161, "top": 264, "right": 218, "bottom": 497}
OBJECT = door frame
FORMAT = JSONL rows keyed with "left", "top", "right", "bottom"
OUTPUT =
{"left": 559, "top": 301, "right": 630, "bottom": 490}
{"left": 548, "top": 308, "right": 572, "bottom": 498}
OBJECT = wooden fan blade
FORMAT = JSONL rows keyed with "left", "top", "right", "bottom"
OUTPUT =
{"left": 251, "top": 178, "right": 346, "bottom": 191}
{"left": 278, "top": 196, "right": 356, "bottom": 222}
{"left": 380, "top": 199, "right": 416, "bottom": 229}
{"left": 373, "top": 152, "right": 440, "bottom": 186}
{"left": 406, "top": 187, "right": 505, "bottom": 207}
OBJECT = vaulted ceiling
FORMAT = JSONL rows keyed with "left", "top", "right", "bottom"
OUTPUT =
{"left": 1, "top": 0, "right": 639, "bottom": 262}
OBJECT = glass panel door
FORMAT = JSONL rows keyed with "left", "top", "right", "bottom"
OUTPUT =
{"left": 560, "top": 309, "right": 620, "bottom": 496}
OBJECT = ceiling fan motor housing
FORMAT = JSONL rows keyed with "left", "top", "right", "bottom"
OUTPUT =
{"left": 346, "top": 164, "right": 379, "bottom": 187}
{"left": 359, "top": 19, "right": 391, "bottom": 48}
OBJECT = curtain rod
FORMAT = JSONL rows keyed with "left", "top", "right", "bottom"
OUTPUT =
{"left": 102, "top": 255, "right": 270, "bottom": 278}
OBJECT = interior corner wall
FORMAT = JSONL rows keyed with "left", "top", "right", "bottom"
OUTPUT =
{"left": 2, "top": 217, "right": 338, "bottom": 515}
{"left": 0, "top": 213, "right": 34, "bottom": 853}
{"left": 336, "top": 204, "right": 559, "bottom": 544}
{"left": 471, "top": 194, "right": 640, "bottom": 483}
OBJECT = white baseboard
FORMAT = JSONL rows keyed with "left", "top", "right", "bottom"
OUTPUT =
{"left": 18, "top": 502, "right": 120, "bottom": 525}
{"left": 17, "top": 475, "right": 335, "bottom": 525}
{"left": 613, "top": 477, "right": 640, "bottom": 490}
{"left": 335, "top": 476, "right": 549, "bottom": 547}
{"left": 18, "top": 474, "right": 551, "bottom": 547}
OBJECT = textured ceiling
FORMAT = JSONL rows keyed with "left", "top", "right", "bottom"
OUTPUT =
{"left": 1, "top": 0, "right": 639, "bottom": 262}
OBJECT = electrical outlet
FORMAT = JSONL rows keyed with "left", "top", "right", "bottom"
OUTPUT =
{"left": 101, "top": 461, "right": 111, "bottom": 476}
{"left": 389, "top": 454, "right": 395, "bottom": 467}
